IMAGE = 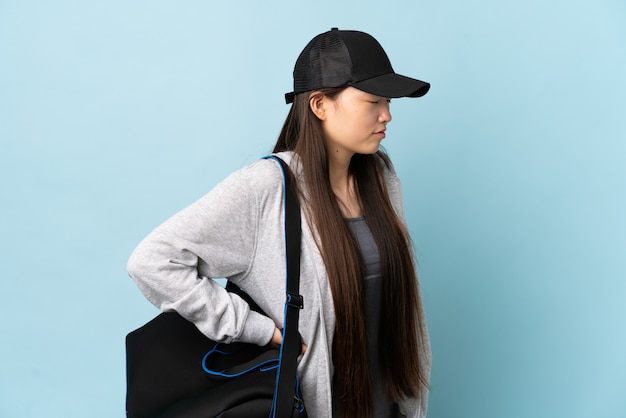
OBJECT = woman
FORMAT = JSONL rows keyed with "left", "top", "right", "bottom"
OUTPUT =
{"left": 128, "top": 28, "right": 431, "bottom": 418}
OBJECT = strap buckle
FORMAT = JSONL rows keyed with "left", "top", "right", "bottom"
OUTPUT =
{"left": 286, "top": 292, "right": 304, "bottom": 309}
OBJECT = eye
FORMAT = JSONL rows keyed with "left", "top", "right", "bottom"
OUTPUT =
{"left": 368, "top": 98, "right": 391, "bottom": 104}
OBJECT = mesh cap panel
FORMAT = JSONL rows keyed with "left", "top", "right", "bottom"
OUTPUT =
{"left": 293, "top": 31, "right": 352, "bottom": 93}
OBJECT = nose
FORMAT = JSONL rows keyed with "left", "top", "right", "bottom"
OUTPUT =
{"left": 379, "top": 101, "right": 392, "bottom": 124}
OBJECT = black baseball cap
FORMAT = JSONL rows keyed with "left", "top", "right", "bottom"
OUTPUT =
{"left": 285, "top": 28, "right": 430, "bottom": 104}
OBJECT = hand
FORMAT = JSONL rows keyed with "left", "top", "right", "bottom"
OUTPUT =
{"left": 268, "top": 327, "right": 307, "bottom": 355}
{"left": 268, "top": 327, "right": 283, "bottom": 349}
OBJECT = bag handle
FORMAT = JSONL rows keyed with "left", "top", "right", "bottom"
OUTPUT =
{"left": 201, "top": 343, "right": 279, "bottom": 377}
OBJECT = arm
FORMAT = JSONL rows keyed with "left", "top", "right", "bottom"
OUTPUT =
{"left": 127, "top": 164, "right": 276, "bottom": 346}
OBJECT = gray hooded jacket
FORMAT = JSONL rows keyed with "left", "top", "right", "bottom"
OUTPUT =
{"left": 127, "top": 151, "right": 431, "bottom": 417}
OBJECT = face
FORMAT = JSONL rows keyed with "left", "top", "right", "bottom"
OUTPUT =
{"left": 315, "top": 87, "right": 392, "bottom": 160}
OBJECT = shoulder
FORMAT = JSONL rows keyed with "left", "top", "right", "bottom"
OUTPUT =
{"left": 375, "top": 153, "right": 401, "bottom": 191}
{"left": 216, "top": 152, "right": 296, "bottom": 205}
{"left": 374, "top": 153, "right": 405, "bottom": 218}
{"left": 221, "top": 154, "right": 288, "bottom": 190}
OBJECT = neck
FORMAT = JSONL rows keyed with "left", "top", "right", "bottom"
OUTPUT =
{"left": 327, "top": 149, "right": 353, "bottom": 190}
{"left": 327, "top": 151, "right": 362, "bottom": 217}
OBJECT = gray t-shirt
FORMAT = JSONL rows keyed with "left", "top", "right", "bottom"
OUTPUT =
{"left": 344, "top": 216, "right": 395, "bottom": 418}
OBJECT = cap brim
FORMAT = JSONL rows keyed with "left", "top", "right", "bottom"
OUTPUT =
{"left": 352, "top": 73, "right": 430, "bottom": 98}
{"left": 284, "top": 72, "right": 429, "bottom": 104}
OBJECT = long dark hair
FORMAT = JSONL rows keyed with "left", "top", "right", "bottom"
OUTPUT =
{"left": 274, "top": 89, "right": 428, "bottom": 418}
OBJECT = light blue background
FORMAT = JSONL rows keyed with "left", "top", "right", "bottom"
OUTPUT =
{"left": 1, "top": 1, "right": 625, "bottom": 417}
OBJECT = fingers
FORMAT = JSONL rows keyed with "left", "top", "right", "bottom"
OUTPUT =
{"left": 267, "top": 327, "right": 283, "bottom": 349}
{"left": 268, "top": 328, "right": 307, "bottom": 356}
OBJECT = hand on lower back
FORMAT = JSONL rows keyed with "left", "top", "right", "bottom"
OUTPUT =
{"left": 268, "top": 327, "right": 307, "bottom": 354}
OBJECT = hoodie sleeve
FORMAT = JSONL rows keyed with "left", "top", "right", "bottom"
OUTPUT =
{"left": 127, "top": 162, "right": 277, "bottom": 346}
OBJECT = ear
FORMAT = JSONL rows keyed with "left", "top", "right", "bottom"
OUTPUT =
{"left": 309, "top": 92, "right": 327, "bottom": 121}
